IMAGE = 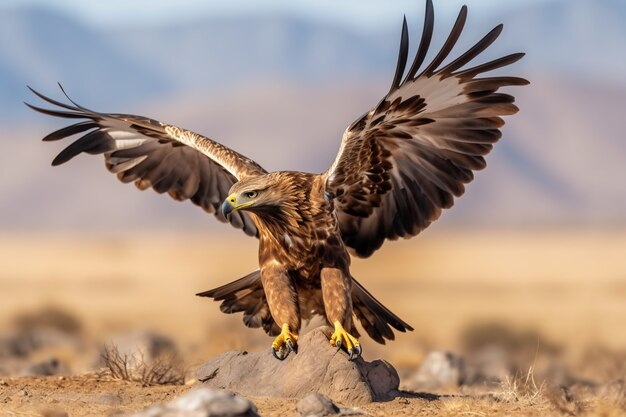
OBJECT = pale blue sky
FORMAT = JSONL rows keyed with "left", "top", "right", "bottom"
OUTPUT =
{"left": 3, "top": 0, "right": 556, "bottom": 30}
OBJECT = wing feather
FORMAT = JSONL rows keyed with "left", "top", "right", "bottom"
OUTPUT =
{"left": 326, "top": 0, "right": 528, "bottom": 257}
{"left": 389, "top": 17, "right": 410, "bottom": 94}
{"left": 421, "top": 4, "right": 467, "bottom": 76}
{"left": 28, "top": 86, "right": 267, "bottom": 237}
{"left": 404, "top": 0, "right": 434, "bottom": 82}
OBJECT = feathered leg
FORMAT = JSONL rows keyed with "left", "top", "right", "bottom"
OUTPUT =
{"left": 261, "top": 262, "right": 300, "bottom": 360}
{"left": 321, "top": 267, "right": 362, "bottom": 360}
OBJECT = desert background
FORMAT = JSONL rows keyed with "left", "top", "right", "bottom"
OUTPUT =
{"left": 0, "top": 0, "right": 625, "bottom": 416}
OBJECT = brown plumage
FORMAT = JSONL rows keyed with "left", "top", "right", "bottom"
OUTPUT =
{"left": 28, "top": 0, "right": 528, "bottom": 360}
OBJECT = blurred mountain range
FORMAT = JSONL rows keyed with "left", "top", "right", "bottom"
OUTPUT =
{"left": 1, "top": 0, "right": 625, "bottom": 232}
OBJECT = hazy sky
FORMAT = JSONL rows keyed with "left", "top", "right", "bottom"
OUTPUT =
{"left": 4, "top": 0, "right": 556, "bottom": 30}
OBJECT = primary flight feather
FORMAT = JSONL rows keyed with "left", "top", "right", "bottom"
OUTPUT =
{"left": 29, "top": 0, "right": 527, "bottom": 360}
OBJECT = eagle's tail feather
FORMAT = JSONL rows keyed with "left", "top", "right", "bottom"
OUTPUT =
{"left": 198, "top": 272, "right": 413, "bottom": 344}
{"left": 196, "top": 270, "right": 281, "bottom": 336}
{"left": 351, "top": 278, "right": 414, "bottom": 345}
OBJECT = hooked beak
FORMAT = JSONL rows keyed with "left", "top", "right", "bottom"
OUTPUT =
{"left": 221, "top": 194, "right": 237, "bottom": 219}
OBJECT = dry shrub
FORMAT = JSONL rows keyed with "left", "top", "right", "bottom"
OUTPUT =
{"left": 101, "top": 343, "right": 185, "bottom": 386}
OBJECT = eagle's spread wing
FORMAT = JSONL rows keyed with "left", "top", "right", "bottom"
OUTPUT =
{"left": 325, "top": 0, "right": 528, "bottom": 257}
{"left": 27, "top": 86, "right": 266, "bottom": 236}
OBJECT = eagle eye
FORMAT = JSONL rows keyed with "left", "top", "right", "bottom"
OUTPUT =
{"left": 244, "top": 190, "right": 258, "bottom": 199}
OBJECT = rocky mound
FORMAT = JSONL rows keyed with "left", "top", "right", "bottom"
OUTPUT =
{"left": 196, "top": 327, "right": 399, "bottom": 405}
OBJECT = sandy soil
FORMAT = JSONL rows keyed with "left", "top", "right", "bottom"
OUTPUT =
{"left": 2, "top": 372, "right": 625, "bottom": 417}
{"left": 0, "top": 231, "right": 625, "bottom": 416}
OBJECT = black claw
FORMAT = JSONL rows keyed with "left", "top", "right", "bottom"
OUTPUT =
{"left": 336, "top": 340, "right": 342, "bottom": 352}
{"left": 272, "top": 347, "right": 289, "bottom": 361}
{"left": 348, "top": 345, "right": 362, "bottom": 361}
{"left": 287, "top": 339, "right": 298, "bottom": 354}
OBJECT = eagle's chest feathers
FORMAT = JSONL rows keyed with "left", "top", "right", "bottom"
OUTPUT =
{"left": 259, "top": 213, "right": 343, "bottom": 279}
{"left": 257, "top": 176, "right": 348, "bottom": 279}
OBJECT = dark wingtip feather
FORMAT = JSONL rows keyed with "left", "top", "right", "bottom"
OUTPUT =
{"left": 457, "top": 52, "right": 528, "bottom": 79}
{"left": 51, "top": 145, "right": 80, "bottom": 166}
{"left": 57, "top": 82, "right": 85, "bottom": 110}
{"left": 41, "top": 121, "right": 98, "bottom": 142}
{"left": 50, "top": 130, "right": 112, "bottom": 166}
{"left": 440, "top": 23, "right": 504, "bottom": 76}
{"left": 422, "top": 3, "right": 468, "bottom": 76}
{"left": 388, "top": 15, "right": 410, "bottom": 94}
{"left": 27, "top": 85, "right": 78, "bottom": 111}
{"left": 404, "top": 0, "right": 434, "bottom": 82}
{"left": 505, "top": 52, "right": 526, "bottom": 67}
{"left": 51, "top": 156, "right": 65, "bottom": 167}
{"left": 24, "top": 102, "right": 84, "bottom": 119}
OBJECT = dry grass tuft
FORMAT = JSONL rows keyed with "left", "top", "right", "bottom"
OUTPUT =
{"left": 490, "top": 366, "right": 549, "bottom": 409}
{"left": 101, "top": 343, "right": 185, "bottom": 386}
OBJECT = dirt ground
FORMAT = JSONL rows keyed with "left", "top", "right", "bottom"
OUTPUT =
{"left": 1, "top": 374, "right": 625, "bottom": 417}
{"left": 0, "top": 231, "right": 625, "bottom": 416}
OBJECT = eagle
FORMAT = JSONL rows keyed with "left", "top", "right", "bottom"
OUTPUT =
{"left": 28, "top": 0, "right": 527, "bottom": 360}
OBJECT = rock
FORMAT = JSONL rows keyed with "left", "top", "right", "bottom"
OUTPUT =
{"left": 196, "top": 327, "right": 400, "bottom": 405}
{"left": 13, "top": 306, "right": 82, "bottom": 335}
{"left": 0, "top": 311, "right": 82, "bottom": 377}
{"left": 127, "top": 388, "right": 259, "bottom": 417}
{"left": 404, "top": 351, "right": 465, "bottom": 391}
{"left": 297, "top": 393, "right": 339, "bottom": 416}
{"left": 24, "top": 357, "right": 70, "bottom": 376}
{"left": 0, "top": 328, "right": 81, "bottom": 359}
{"left": 463, "top": 346, "right": 511, "bottom": 386}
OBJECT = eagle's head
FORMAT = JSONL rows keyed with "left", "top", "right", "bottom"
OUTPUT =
{"left": 222, "top": 173, "right": 291, "bottom": 219}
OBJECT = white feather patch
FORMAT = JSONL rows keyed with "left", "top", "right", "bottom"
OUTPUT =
{"left": 388, "top": 74, "right": 467, "bottom": 114}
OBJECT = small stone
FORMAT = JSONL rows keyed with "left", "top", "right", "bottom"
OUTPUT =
{"left": 297, "top": 393, "right": 339, "bottom": 416}
{"left": 127, "top": 388, "right": 259, "bottom": 417}
{"left": 0, "top": 328, "right": 80, "bottom": 358}
{"left": 25, "top": 358, "right": 67, "bottom": 376}
{"left": 365, "top": 359, "right": 400, "bottom": 398}
{"left": 464, "top": 345, "right": 510, "bottom": 386}
{"left": 405, "top": 351, "right": 465, "bottom": 391}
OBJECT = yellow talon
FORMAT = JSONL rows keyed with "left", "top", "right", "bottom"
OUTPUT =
{"left": 329, "top": 321, "right": 362, "bottom": 360}
{"left": 271, "top": 323, "right": 298, "bottom": 360}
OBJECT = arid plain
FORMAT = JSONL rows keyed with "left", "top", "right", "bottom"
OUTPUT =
{"left": 1, "top": 230, "right": 625, "bottom": 416}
